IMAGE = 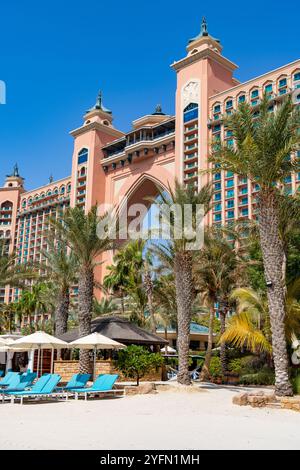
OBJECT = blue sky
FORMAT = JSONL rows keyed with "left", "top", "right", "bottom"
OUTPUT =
{"left": 0, "top": 0, "right": 299, "bottom": 190}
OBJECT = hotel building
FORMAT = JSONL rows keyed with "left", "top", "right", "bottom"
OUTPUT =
{"left": 1, "top": 19, "right": 300, "bottom": 311}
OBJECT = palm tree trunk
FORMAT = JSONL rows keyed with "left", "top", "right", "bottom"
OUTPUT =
{"left": 78, "top": 267, "right": 94, "bottom": 373}
{"left": 200, "top": 301, "right": 215, "bottom": 381}
{"left": 220, "top": 309, "right": 227, "bottom": 379}
{"left": 144, "top": 270, "right": 156, "bottom": 333}
{"left": 174, "top": 251, "right": 194, "bottom": 385}
{"left": 258, "top": 191, "right": 292, "bottom": 396}
{"left": 55, "top": 287, "right": 70, "bottom": 336}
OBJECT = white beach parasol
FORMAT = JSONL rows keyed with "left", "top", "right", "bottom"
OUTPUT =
{"left": 69, "top": 332, "right": 125, "bottom": 380}
{"left": 13, "top": 331, "right": 68, "bottom": 376}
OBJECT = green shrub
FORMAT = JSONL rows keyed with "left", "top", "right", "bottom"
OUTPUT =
{"left": 239, "top": 370, "right": 275, "bottom": 385}
{"left": 292, "top": 375, "right": 300, "bottom": 395}
{"left": 116, "top": 345, "right": 163, "bottom": 386}
{"left": 228, "top": 358, "right": 243, "bottom": 375}
{"left": 209, "top": 356, "right": 222, "bottom": 378}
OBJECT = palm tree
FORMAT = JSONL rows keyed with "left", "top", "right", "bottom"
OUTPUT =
{"left": 209, "top": 96, "right": 300, "bottom": 395}
{"left": 148, "top": 180, "right": 212, "bottom": 385}
{"left": 221, "top": 283, "right": 300, "bottom": 354}
{"left": 93, "top": 297, "right": 118, "bottom": 318}
{"left": 0, "top": 239, "right": 36, "bottom": 290}
{"left": 42, "top": 236, "right": 78, "bottom": 335}
{"left": 19, "top": 283, "right": 49, "bottom": 329}
{"left": 195, "top": 227, "right": 246, "bottom": 380}
{"left": 53, "top": 206, "right": 113, "bottom": 372}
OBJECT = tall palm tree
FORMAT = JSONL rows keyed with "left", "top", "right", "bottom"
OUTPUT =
{"left": 0, "top": 239, "right": 36, "bottom": 289}
{"left": 42, "top": 236, "right": 78, "bottom": 335}
{"left": 53, "top": 206, "right": 113, "bottom": 372}
{"left": 195, "top": 227, "right": 245, "bottom": 380}
{"left": 19, "top": 283, "right": 49, "bottom": 329}
{"left": 148, "top": 180, "right": 212, "bottom": 385}
{"left": 209, "top": 96, "right": 300, "bottom": 395}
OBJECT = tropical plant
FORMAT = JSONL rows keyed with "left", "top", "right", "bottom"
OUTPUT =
{"left": 195, "top": 226, "right": 246, "bottom": 380}
{"left": 221, "top": 283, "right": 300, "bottom": 354}
{"left": 209, "top": 95, "right": 300, "bottom": 395}
{"left": 148, "top": 180, "right": 212, "bottom": 385}
{"left": 52, "top": 206, "right": 113, "bottom": 372}
{"left": 42, "top": 235, "right": 78, "bottom": 335}
{"left": 0, "top": 239, "right": 36, "bottom": 289}
{"left": 18, "top": 282, "right": 50, "bottom": 329}
{"left": 116, "top": 344, "right": 163, "bottom": 386}
{"left": 93, "top": 297, "right": 118, "bottom": 318}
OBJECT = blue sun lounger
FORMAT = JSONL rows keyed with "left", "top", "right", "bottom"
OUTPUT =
{"left": 55, "top": 373, "right": 91, "bottom": 392}
{"left": 0, "top": 372, "right": 21, "bottom": 389}
{"left": 8, "top": 374, "right": 63, "bottom": 404}
{"left": 1, "top": 372, "right": 37, "bottom": 398}
{"left": 0, "top": 371, "right": 4, "bottom": 378}
{"left": 71, "top": 374, "right": 124, "bottom": 401}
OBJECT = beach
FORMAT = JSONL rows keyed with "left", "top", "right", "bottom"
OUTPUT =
{"left": 0, "top": 385, "right": 299, "bottom": 450}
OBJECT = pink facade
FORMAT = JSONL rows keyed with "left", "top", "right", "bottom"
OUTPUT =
{"left": 1, "top": 19, "right": 300, "bottom": 306}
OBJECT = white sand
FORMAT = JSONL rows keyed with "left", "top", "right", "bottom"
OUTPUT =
{"left": 0, "top": 384, "right": 299, "bottom": 450}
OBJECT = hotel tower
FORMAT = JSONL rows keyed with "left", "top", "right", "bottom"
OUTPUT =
{"left": 1, "top": 19, "right": 300, "bottom": 318}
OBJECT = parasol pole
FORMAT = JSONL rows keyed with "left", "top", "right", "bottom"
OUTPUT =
{"left": 93, "top": 346, "right": 97, "bottom": 381}
{"left": 37, "top": 346, "right": 40, "bottom": 378}
{"left": 51, "top": 347, "right": 54, "bottom": 374}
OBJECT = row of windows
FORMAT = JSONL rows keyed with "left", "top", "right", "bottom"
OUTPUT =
{"left": 211, "top": 71, "right": 300, "bottom": 116}
{"left": 21, "top": 184, "right": 71, "bottom": 208}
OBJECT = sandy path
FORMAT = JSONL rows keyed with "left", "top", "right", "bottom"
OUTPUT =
{"left": 0, "top": 386, "right": 299, "bottom": 450}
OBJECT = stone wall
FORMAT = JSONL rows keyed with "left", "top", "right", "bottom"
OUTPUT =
{"left": 54, "top": 360, "right": 163, "bottom": 383}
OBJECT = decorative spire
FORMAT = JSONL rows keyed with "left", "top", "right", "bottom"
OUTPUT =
{"left": 6, "top": 163, "right": 20, "bottom": 178}
{"left": 201, "top": 17, "right": 208, "bottom": 37}
{"left": 152, "top": 104, "right": 165, "bottom": 116}
{"left": 188, "top": 17, "right": 220, "bottom": 44}
{"left": 87, "top": 90, "right": 112, "bottom": 114}
{"left": 13, "top": 163, "right": 19, "bottom": 177}
{"left": 49, "top": 174, "right": 53, "bottom": 183}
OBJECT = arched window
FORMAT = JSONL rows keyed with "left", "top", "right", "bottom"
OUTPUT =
{"left": 78, "top": 148, "right": 88, "bottom": 165}
{"left": 183, "top": 103, "right": 198, "bottom": 123}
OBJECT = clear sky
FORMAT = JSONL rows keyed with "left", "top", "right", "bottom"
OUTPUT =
{"left": 0, "top": 0, "right": 299, "bottom": 190}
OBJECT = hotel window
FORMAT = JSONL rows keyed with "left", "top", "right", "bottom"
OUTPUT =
{"left": 238, "top": 95, "right": 246, "bottom": 103}
{"left": 226, "top": 200, "right": 234, "bottom": 209}
{"left": 241, "top": 208, "right": 249, "bottom": 217}
{"left": 226, "top": 189, "right": 234, "bottom": 198}
{"left": 214, "top": 182, "right": 221, "bottom": 191}
{"left": 240, "top": 196, "right": 248, "bottom": 205}
{"left": 279, "top": 78, "right": 287, "bottom": 88}
{"left": 226, "top": 100, "right": 233, "bottom": 109}
{"left": 213, "top": 104, "right": 221, "bottom": 114}
{"left": 251, "top": 100, "right": 259, "bottom": 107}
{"left": 78, "top": 148, "right": 88, "bottom": 165}
{"left": 279, "top": 88, "right": 287, "bottom": 95}
{"left": 214, "top": 173, "right": 221, "bottom": 181}
{"left": 214, "top": 203, "right": 222, "bottom": 212}
{"left": 212, "top": 124, "right": 221, "bottom": 133}
{"left": 264, "top": 84, "right": 273, "bottom": 94}
{"left": 251, "top": 89, "right": 259, "bottom": 99}
{"left": 294, "top": 72, "right": 300, "bottom": 82}
{"left": 226, "top": 179, "right": 234, "bottom": 188}
{"left": 226, "top": 210, "right": 234, "bottom": 219}
{"left": 183, "top": 103, "right": 198, "bottom": 123}
{"left": 226, "top": 171, "right": 234, "bottom": 177}
{"left": 214, "top": 213, "right": 222, "bottom": 222}
{"left": 214, "top": 193, "right": 221, "bottom": 201}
